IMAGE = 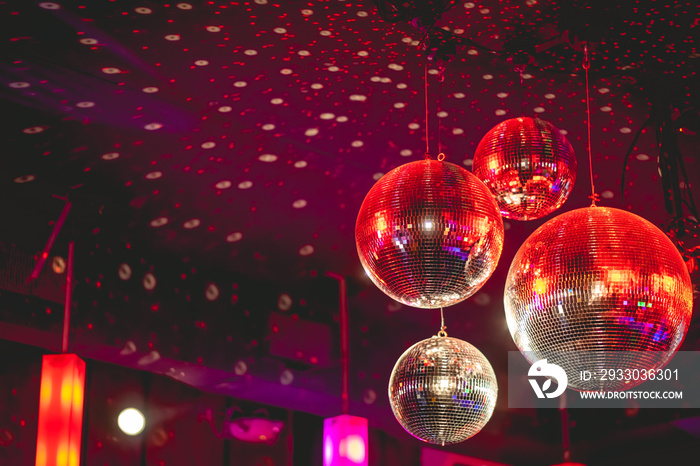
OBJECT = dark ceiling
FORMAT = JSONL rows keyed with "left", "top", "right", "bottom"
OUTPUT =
{"left": 1, "top": 1, "right": 700, "bottom": 465}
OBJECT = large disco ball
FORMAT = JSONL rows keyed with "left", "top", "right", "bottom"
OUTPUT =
{"left": 355, "top": 159, "right": 504, "bottom": 308}
{"left": 505, "top": 206, "right": 694, "bottom": 391}
{"left": 388, "top": 334, "right": 498, "bottom": 445}
{"left": 473, "top": 117, "right": 577, "bottom": 221}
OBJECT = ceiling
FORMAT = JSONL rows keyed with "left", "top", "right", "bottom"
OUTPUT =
{"left": 1, "top": 0, "right": 699, "bottom": 464}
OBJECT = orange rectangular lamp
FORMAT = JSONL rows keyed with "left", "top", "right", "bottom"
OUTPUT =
{"left": 36, "top": 354, "right": 86, "bottom": 466}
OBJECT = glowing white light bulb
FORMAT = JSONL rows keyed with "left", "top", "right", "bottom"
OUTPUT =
{"left": 118, "top": 408, "right": 146, "bottom": 435}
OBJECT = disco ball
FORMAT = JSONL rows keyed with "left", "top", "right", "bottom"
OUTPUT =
{"left": 355, "top": 159, "right": 504, "bottom": 308}
{"left": 388, "top": 333, "right": 498, "bottom": 445}
{"left": 473, "top": 117, "right": 577, "bottom": 221}
{"left": 505, "top": 206, "right": 694, "bottom": 391}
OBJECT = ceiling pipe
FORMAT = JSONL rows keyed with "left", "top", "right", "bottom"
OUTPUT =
{"left": 29, "top": 195, "right": 71, "bottom": 281}
{"left": 62, "top": 241, "right": 74, "bottom": 353}
{"left": 326, "top": 272, "right": 349, "bottom": 415}
{"left": 27, "top": 194, "right": 75, "bottom": 353}
{"left": 559, "top": 392, "right": 571, "bottom": 463}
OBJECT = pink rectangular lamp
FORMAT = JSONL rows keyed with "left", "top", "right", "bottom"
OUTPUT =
{"left": 323, "top": 415, "right": 368, "bottom": 466}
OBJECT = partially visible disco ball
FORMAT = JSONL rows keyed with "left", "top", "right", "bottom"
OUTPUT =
{"left": 505, "top": 207, "right": 693, "bottom": 391}
{"left": 388, "top": 334, "right": 498, "bottom": 445}
{"left": 473, "top": 117, "right": 577, "bottom": 221}
{"left": 356, "top": 159, "right": 504, "bottom": 308}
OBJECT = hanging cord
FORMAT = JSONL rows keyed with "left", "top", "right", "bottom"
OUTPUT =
{"left": 583, "top": 45, "right": 599, "bottom": 206}
{"left": 424, "top": 57, "right": 431, "bottom": 159}
{"left": 437, "top": 61, "right": 446, "bottom": 160}
{"left": 515, "top": 63, "right": 526, "bottom": 116}
{"left": 437, "top": 307, "right": 447, "bottom": 337}
{"left": 438, "top": 70, "right": 443, "bottom": 155}
{"left": 425, "top": 57, "right": 446, "bottom": 161}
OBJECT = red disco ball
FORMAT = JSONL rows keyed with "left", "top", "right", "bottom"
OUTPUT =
{"left": 473, "top": 117, "right": 577, "bottom": 221}
{"left": 505, "top": 206, "right": 694, "bottom": 391}
{"left": 356, "top": 159, "right": 504, "bottom": 309}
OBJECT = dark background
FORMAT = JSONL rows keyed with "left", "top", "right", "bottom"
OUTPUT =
{"left": 1, "top": 1, "right": 699, "bottom": 465}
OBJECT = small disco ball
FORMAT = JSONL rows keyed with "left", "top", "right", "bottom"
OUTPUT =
{"left": 355, "top": 159, "right": 504, "bottom": 309}
{"left": 473, "top": 117, "right": 577, "bottom": 221}
{"left": 388, "top": 333, "right": 498, "bottom": 445}
{"left": 505, "top": 206, "right": 694, "bottom": 391}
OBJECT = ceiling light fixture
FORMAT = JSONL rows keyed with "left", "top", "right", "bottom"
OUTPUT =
{"left": 117, "top": 408, "right": 146, "bottom": 436}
